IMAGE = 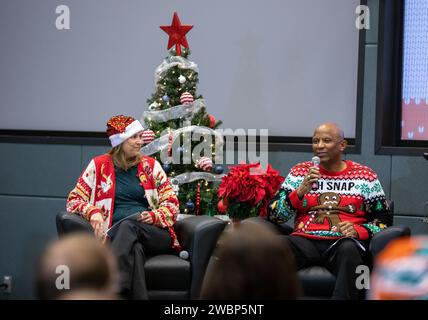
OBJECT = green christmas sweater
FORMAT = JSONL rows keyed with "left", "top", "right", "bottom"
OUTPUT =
{"left": 268, "top": 160, "right": 392, "bottom": 240}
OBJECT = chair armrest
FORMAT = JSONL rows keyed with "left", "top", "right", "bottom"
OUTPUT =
{"left": 369, "top": 225, "right": 411, "bottom": 258}
{"left": 56, "top": 211, "right": 93, "bottom": 236}
{"left": 174, "top": 215, "right": 227, "bottom": 299}
{"left": 243, "top": 216, "right": 294, "bottom": 235}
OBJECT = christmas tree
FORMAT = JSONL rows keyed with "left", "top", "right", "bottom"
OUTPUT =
{"left": 140, "top": 12, "right": 224, "bottom": 216}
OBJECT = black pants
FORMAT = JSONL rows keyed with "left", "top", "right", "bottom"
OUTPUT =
{"left": 282, "top": 235, "right": 367, "bottom": 300}
{"left": 109, "top": 219, "right": 173, "bottom": 300}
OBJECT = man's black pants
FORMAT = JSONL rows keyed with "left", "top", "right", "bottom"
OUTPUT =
{"left": 282, "top": 235, "right": 367, "bottom": 300}
{"left": 109, "top": 219, "right": 173, "bottom": 300}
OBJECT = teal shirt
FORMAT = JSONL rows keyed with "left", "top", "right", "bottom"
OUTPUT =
{"left": 112, "top": 166, "right": 149, "bottom": 225}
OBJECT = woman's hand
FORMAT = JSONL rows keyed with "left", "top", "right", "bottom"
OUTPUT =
{"left": 296, "top": 166, "right": 320, "bottom": 198}
{"left": 90, "top": 212, "right": 105, "bottom": 239}
{"left": 137, "top": 211, "right": 154, "bottom": 224}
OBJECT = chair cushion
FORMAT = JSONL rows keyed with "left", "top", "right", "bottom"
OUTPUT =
{"left": 298, "top": 266, "right": 336, "bottom": 298}
{"left": 145, "top": 255, "right": 191, "bottom": 291}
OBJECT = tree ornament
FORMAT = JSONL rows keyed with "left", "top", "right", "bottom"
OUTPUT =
{"left": 208, "top": 114, "right": 216, "bottom": 128}
{"left": 217, "top": 198, "right": 228, "bottom": 214}
{"left": 162, "top": 95, "right": 170, "bottom": 102}
{"left": 195, "top": 182, "right": 201, "bottom": 215}
{"left": 178, "top": 75, "right": 186, "bottom": 84}
{"left": 162, "top": 163, "right": 172, "bottom": 173}
{"left": 196, "top": 157, "right": 213, "bottom": 171}
{"left": 167, "top": 130, "right": 173, "bottom": 157}
{"left": 149, "top": 102, "right": 159, "bottom": 110}
{"left": 213, "top": 164, "right": 224, "bottom": 174}
{"left": 160, "top": 12, "right": 193, "bottom": 56}
{"left": 180, "top": 92, "right": 194, "bottom": 105}
{"left": 185, "top": 199, "right": 195, "bottom": 211}
{"left": 142, "top": 130, "right": 155, "bottom": 144}
{"left": 171, "top": 178, "right": 180, "bottom": 194}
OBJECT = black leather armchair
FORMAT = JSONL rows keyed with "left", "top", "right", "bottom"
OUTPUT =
{"left": 245, "top": 214, "right": 411, "bottom": 299}
{"left": 297, "top": 225, "right": 411, "bottom": 299}
{"left": 56, "top": 211, "right": 227, "bottom": 300}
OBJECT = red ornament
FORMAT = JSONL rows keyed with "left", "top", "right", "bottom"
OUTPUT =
{"left": 196, "top": 157, "right": 213, "bottom": 171}
{"left": 160, "top": 12, "right": 193, "bottom": 56}
{"left": 208, "top": 115, "right": 216, "bottom": 128}
{"left": 142, "top": 129, "right": 155, "bottom": 144}
{"left": 180, "top": 92, "right": 194, "bottom": 105}
{"left": 167, "top": 130, "right": 173, "bottom": 157}
{"left": 217, "top": 198, "right": 229, "bottom": 214}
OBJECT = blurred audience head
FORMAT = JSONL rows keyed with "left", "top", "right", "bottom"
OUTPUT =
{"left": 369, "top": 236, "right": 428, "bottom": 300}
{"left": 36, "top": 232, "right": 119, "bottom": 300}
{"left": 200, "top": 220, "right": 301, "bottom": 299}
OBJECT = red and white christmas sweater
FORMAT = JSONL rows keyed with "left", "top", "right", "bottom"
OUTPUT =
{"left": 268, "top": 160, "right": 392, "bottom": 241}
{"left": 66, "top": 154, "right": 180, "bottom": 249}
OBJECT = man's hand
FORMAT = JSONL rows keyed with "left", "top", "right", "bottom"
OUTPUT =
{"left": 296, "top": 166, "right": 320, "bottom": 198}
{"left": 90, "top": 212, "right": 105, "bottom": 239}
{"left": 338, "top": 221, "right": 358, "bottom": 238}
{"left": 137, "top": 211, "right": 154, "bottom": 224}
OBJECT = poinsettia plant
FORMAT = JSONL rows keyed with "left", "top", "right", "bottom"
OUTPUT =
{"left": 217, "top": 162, "right": 284, "bottom": 220}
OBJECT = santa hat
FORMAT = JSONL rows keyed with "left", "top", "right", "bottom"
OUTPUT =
{"left": 106, "top": 115, "right": 144, "bottom": 147}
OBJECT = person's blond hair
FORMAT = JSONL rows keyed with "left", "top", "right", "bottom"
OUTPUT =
{"left": 108, "top": 143, "right": 141, "bottom": 171}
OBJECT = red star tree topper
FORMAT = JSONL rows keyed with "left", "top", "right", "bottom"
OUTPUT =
{"left": 160, "top": 12, "right": 193, "bottom": 56}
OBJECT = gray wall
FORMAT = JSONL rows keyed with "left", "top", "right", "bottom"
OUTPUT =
{"left": 1, "top": 0, "right": 428, "bottom": 299}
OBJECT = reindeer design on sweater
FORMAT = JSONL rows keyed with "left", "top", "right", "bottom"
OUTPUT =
{"left": 308, "top": 192, "right": 356, "bottom": 230}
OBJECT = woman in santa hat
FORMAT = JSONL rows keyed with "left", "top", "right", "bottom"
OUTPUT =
{"left": 66, "top": 115, "right": 180, "bottom": 299}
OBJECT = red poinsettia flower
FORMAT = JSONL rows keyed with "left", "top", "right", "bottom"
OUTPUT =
{"left": 217, "top": 162, "right": 284, "bottom": 219}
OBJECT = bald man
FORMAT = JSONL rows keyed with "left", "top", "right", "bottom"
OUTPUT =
{"left": 268, "top": 123, "right": 392, "bottom": 299}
